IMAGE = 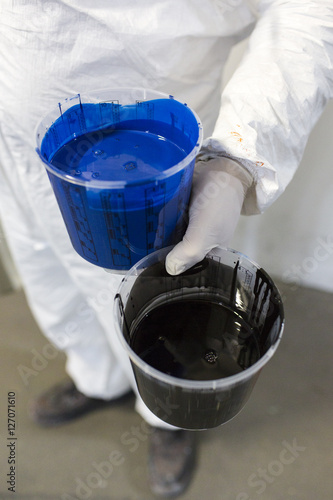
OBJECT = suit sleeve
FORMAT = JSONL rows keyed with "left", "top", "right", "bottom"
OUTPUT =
{"left": 201, "top": 0, "right": 333, "bottom": 214}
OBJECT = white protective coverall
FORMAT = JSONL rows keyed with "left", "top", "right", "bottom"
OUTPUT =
{"left": 0, "top": 0, "right": 333, "bottom": 428}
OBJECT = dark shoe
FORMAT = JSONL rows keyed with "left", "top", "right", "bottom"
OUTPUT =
{"left": 28, "top": 379, "right": 133, "bottom": 426}
{"left": 148, "top": 428, "right": 196, "bottom": 497}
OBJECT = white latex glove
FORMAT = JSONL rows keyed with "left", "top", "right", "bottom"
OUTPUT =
{"left": 165, "top": 157, "right": 253, "bottom": 275}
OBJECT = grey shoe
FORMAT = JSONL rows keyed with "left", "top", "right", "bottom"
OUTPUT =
{"left": 28, "top": 379, "right": 133, "bottom": 426}
{"left": 148, "top": 428, "right": 196, "bottom": 497}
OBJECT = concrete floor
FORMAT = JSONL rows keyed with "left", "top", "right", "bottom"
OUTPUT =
{"left": 0, "top": 282, "right": 333, "bottom": 500}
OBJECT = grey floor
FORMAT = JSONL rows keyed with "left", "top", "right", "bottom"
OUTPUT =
{"left": 0, "top": 282, "right": 333, "bottom": 500}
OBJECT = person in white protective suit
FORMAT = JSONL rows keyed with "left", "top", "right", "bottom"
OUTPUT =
{"left": 1, "top": 0, "right": 333, "bottom": 496}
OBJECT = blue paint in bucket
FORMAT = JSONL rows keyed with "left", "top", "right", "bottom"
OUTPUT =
{"left": 36, "top": 90, "right": 203, "bottom": 270}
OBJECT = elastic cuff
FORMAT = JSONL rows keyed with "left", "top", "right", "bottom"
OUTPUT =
{"left": 197, "top": 143, "right": 258, "bottom": 184}
{"left": 197, "top": 151, "right": 253, "bottom": 190}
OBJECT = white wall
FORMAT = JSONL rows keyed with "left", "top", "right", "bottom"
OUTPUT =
{"left": 226, "top": 40, "right": 333, "bottom": 292}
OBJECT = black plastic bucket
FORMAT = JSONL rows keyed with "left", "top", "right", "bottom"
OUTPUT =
{"left": 114, "top": 246, "right": 284, "bottom": 430}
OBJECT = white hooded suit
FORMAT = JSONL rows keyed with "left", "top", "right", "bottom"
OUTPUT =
{"left": 0, "top": 0, "right": 332, "bottom": 427}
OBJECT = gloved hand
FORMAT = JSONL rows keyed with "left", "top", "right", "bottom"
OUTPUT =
{"left": 165, "top": 156, "right": 253, "bottom": 275}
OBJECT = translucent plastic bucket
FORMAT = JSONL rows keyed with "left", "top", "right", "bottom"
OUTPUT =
{"left": 114, "top": 247, "right": 284, "bottom": 430}
{"left": 36, "top": 89, "right": 203, "bottom": 271}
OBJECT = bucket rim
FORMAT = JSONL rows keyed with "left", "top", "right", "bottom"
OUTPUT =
{"left": 35, "top": 87, "right": 203, "bottom": 189}
{"left": 113, "top": 246, "right": 285, "bottom": 390}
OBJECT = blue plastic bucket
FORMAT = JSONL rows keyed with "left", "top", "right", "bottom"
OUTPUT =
{"left": 36, "top": 89, "right": 203, "bottom": 270}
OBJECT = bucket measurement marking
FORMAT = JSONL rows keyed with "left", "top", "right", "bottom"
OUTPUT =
{"left": 59, "top": 95, "right": 87, "bottom": 139}
{"left": 136, "top": 101, "right": 155, "bottom": 120}
{"left": 100, "top": 192, "right": 131, "bottom": 268}
{"left": 252, "top": 275, "right": 271, "bottom": 329}
{"left": 175, "top": 170, "right": 190, "bottom": 239}
{"left": 62, "top": 182, "right": 98, "bottom": 262}
{"left": 145, "top": 183, "right": 166, "bottom": 251}
{"left": 67, "top": 108, "right": 86, "bottom": 137}
{"left": 98, "top": 101, "right": 120, "bottom": 127}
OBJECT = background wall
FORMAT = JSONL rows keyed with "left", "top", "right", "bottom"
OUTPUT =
{"left": 226, "top": 40, "right": 333, "bottom": 293}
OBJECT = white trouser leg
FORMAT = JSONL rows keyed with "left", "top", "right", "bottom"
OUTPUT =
{"left": 0, "top": 188, "right": 178, "bottom": 427}
{"left": 0, "top": 209, "right": 131, "bottom": 399}
{"left": 95, "top": 287, "right": 179, "bottom": 430}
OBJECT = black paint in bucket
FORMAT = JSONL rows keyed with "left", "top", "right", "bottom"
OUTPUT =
{"left": 114, "top": 248, "right": 284, "bottom": 430}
